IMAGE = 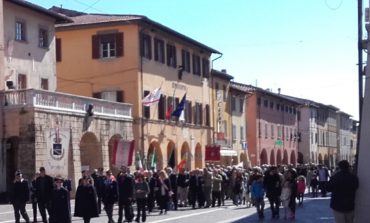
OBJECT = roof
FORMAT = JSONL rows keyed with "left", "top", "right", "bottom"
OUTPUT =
{"left": 51, "top": 7, "right": 220, "bottom": 54}
{"left": 211, "top": 69, "right": 234, "bottom": 80}
{"left": 7, "top": 0, "right": 72, "bottom": 23}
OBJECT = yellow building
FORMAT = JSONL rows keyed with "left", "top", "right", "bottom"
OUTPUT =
{"left": 53, "top": 8, "right": 221, "bottom": 171}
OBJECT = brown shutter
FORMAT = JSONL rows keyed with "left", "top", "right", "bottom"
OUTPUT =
{"left": 92, "top": 35, "right": 99, "bottom": 59}
{"left": 116, "top": 32, "right": 124, "bottom": 57}
{"left": 116, "top": 90, "right": 124, "bottom": 102}
{"left": 92, "top": 92, "right": 101, "bottom": 99}
{"left": 143, "top": 90, "right": 150, "bottom": 118}
{"left": 56, "top": 38, "right": 62, "bottom": 62}
{"left": 158, "top": 95, "right": 165, "bottom": 120}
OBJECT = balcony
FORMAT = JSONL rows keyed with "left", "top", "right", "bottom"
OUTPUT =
{"left": 0, "top": 89, "right": 132, "bottom": 120}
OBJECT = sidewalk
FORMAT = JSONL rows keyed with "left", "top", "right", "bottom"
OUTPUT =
{"left": 231, "top": 196, "right": 334, "bottom": 223}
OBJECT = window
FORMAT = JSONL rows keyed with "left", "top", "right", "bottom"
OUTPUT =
{"left": 56, "top": 38, "right": 62, "bottom": 62}
{"left": 194, "top": 103, "right": 203, "bottom": 125}
{"left": 205, "top": 104, "right": 210, "bottom": 126}
{"left": 264, "top": 123, "right": 268, "bottom": 138}
{"left": 92, "top": 32, "right": 123, "bottom": 59}
{"left": 215, "top": 82, "right": 219, "bottom": 91}
{"left": 15, "top": 21, "right": 26, "bottom": 41}
{"left": 276, "top": 103, "right": 280, "bottom": 110}
{"left": 232, "top": 125, "right": 237, "bottom": 140}
{"left": 181, "top": 50, "right": 191, "bottom": 72}
{"left": 185, "top": 100, "right": 192, "bottom": 124}
{"left": 240, "top": 126, "right": 244, "bottom": 140}
{"left": 270, "top": 101, "right": 274, "bottom": 109}
{"left": 143, "top": 90, "right": 150, "bottom": 118}
{"left": 277, "top": 125, "right": 282, "bottom": 139}
{"left": 166, "top": 44, "right": 177, "bottom": 68}
{"left": 18, "top": 74, "right": 27, "bottom": 89}
{"left": 192, "top": 54, "right": 201, "bottom": 75}
{"left": 257, "top": 97, "right": 261, "bottom": 106}
{"left": 140, "top": 33, "right": 152, "bottom": 59}
{"left": 158, "top": 95, "right": 166, "bottom": 120}
{"left": 239, "top": 98, "right": 244, "bottom": 113}
{"left": 202, "top": 58, "right": 210, "bottom": 78}
{"left": 154, "top": 38, "right": 165, "bottom": 63}
{"left": 94, "top": 90, "right": 124, "bottom": 102}
{"left": 39, "top": 28, "right": 48, "bottom": 48}
{"left": 41, "top": 78, "right": 48, "bottom": 90}
{"left": 271, "top": 125, "right": 274, "bottom": 139}
{"left": 263, "top": 99, "right": 268, "bottom": 107}
{"left": 231, "top": 96, "right": 236, "bottom": 111}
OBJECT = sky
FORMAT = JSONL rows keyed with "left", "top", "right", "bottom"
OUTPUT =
{"left": 29, "top": 0, "right": 364, "bottom": 119}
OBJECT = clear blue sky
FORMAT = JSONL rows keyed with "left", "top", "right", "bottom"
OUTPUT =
{"left": 30, "top": 0, "right": 363, "bottom": 119}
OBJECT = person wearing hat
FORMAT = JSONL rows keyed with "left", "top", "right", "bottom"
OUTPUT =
{"left": 327, "top": 160, "right": 359, "bottom": 223}
{"left": 49, "top": 176, "right": 71, "bottom": 223}
{"left": 35, "top": 167, "right": 54, "bottom": 223}
{"left": 9, "top": 170, "right": 31, "bottom": 223}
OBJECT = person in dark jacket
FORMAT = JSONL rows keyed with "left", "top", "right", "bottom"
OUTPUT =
{"left": 189, "top": 169, "right": 204, "bottom": 209}
{"left": 167, "top": 167, "right": 178, "bottom": 210}
{"left": 35, "top": 167, "right": 54, "bottom": 223}
{"left": 30, "top": 172, "right": 39, "bottom": 223}
{"left": 264, "top": 166, "right": 282, "bottom": 219}
{"left": 9, "top": 170, "right": 30, "bottom": 223}
{"left": 49, "top": 176, "right": 71, "bottom": 223}
{"left": 326, "top": 160, "right": 359, "bottom": 223}
{"left": 134, "top": 173, "right": 150, "bottom": 222}
{"left": 94, "top": 168, "right": 105, "bottom": 214}
{"left": 117, "top": 165, "right": 135, "bottom": 223}
{"left": 74, "top": 176, "right": 99, "bottom": 223}
{"left": 102, "top": 170, "right": 118, "bottom": 223}
{"left": 148, "top": 172, "right": 159, "bottom": 213}
{"left": 177, "top": 168, "right": 189, "bottom": 207}
{"left": 157, "top": 170, "right": 172, "bottom": 214}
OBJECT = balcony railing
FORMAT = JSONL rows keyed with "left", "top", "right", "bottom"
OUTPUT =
{"left": 0, "top": 89, "right": 132, "bottom": 119}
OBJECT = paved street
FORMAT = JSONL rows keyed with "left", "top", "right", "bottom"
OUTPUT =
{"left": 0, "top": 195, "right": 334, "bottom": 223}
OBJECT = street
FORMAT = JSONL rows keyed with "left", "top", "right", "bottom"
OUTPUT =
{"left": 0, "top": 196, "right": 334, "bottom": 223}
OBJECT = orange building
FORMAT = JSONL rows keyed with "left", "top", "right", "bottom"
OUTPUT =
{"left": 53, "top": 8, "right": 221, "bottom": 171}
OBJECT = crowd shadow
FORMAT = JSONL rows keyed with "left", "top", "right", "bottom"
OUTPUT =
{"left": 231, "top": 196, "right": 333, "bottom": 223}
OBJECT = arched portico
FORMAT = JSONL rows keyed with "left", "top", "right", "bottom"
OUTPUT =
{"left": 195, "top": 143, "right": 202, "bottom": 169}
{"left": 147, "top": 141, "right": 163, "bottom": 170}
{"left": 181, "top": 142, "right": 192, "bottom": 170}
{"left": 80, "top": 132, "right": 102, "bottom": 172}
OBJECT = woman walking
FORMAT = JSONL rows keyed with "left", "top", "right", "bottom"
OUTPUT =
{"left": 74, "top": 176, "right": 99, "bottom": 223}
{"left": 157, "top": 170, "right": 171, "bottom": 215}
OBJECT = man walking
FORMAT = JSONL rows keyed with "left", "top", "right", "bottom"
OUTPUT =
{"left": 327, "top": 160, "right": 359, "bottom": 223}
{"left": 35, "top": 167, "right": 54, "bottom": 223}
{"left": 117, "top": 166, "right": 134, "bottom": 223}
{"left": 9, "top": 170, "right": 30, "bottom": 223}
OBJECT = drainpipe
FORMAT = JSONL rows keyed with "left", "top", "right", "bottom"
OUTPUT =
{"left": 211, "top": 53, "right": 223, "bottom": 144}
{"left": 139, "top": 27, "right": 145, "bottom": 169}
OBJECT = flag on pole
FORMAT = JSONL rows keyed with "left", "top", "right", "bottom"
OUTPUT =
{"left": 142, "top": 88, "right": 161, "bottom": 106}
{"left": 135, "top": 152, "right": 143, "bottom": 170}
{"left": 165, "top": 104, "right": 173, "bottom": 120}
{"left": 150, "top": 151, "right": 157, "bottom": 170}
{"left": 171, "top": 94, "right": 186, "bottom": 118}
{"left": 176, "top": 152, "right": 188, "bottom": 171}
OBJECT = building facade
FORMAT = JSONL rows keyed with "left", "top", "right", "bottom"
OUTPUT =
{"left": 0, "top": 1, "right": 133, "bottom": 198}
{"left": 54, "top": 8, "right": 221, "bottom": 171}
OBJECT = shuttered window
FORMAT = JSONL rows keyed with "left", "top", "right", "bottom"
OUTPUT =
{"left": 56, "top": 38, "right": 62, "bottom": 62}
{"left": 143, "top": 90, "right": 150, "bottom": 118}
{"left": 182, "top": 50, "right": 191, "bottom": 72}
{"left": 192, "top": 54, "right": 201, "bottom": 75}
{"left": 166, "top": 44, "right": 177, "bottom": 68}
{"left": 202, "top": 58, "right": 210, "bottom": 78}
{"left": 140, "top": 33, "right": 152, "bottom": 59}
{"left": 158, "top": 95, "right": 166, "bottom": 120}
{"left": 92, "top": 32, "right": 123, "bottom": 59}
{"left": 154, "top": 38, "right": 165, "bottom": 63}
{"left": 205, "top": 104, "right": 210, "bottom": 126}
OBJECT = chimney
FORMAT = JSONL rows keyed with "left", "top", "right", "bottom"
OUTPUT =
{"left": 221, "top": 69, "right": 227, "bottom": 73}
{"left": 278, "top": 88, "right": 281, "bottom": 94}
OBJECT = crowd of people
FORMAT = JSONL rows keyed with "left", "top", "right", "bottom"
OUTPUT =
{"left": 8, "top": 160, "right": 358, "bottom": 223}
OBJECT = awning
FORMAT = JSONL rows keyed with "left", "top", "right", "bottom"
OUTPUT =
{"left": 220, "top": 149, "right": 237, "bottom": 157}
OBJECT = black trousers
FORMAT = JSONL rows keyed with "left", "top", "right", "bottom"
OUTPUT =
{"left": 118, "top": 201, "right": 134, "bottom": 222}
{"left": 268, "top": 196, "right": 280, "bottom": 217}
{"left": 13, "top": 201, "right": 30, "bottom": 223}
{"left": 212, "top": 191, "right": 221, "bottom": 207}
{"left": 136, "top": 198, "right": 147, "bottom": 221}
{"left": 32, "top": 199, "right": 38, "bottom": 221}
{"left": 38, "top": 201, "right": 51, "bottom": 223}
{"left": 104, "top": 202, "right": 115, "bottom": 222}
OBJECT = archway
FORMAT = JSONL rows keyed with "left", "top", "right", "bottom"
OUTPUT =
{"left": 180, "top": 142, "right": 192, "bottom": 170}
{"left": 283, "top": 150, "right": 288, "bottom": 165}
{"left": 6, "top": 137, "right": 19, "bottom": 191}
{"left": 167, "top": 141, "right": 176, "bottom": 169}
{"left": 270, "top": 150, "right": 275, "bottom": 165}
{"left": 260, "top": 149, "right": 268, "bottom": 165}
{"left": 195, "top": 143, "right": 203, "bottom": 169}
{"left": 147, "top": 141, "right": 163, "bottom": 170}
{"left": 318, "top": 154, "right": 323, "bottom": 164}
{"left": 276, "top": 149, "right": 282, "bottom": 165}
{"left": 80, "top": 132, "right": 102, "bottom": 172}
{"left": 298, "top": 152, "right": 304, "bottom": 164}
{"left": 290, "top": 151, "right": 296, "bottom": 166}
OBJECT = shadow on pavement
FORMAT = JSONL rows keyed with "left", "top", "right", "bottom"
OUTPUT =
{"left": 231, "top": 196, "right": 334, "bottom": 223}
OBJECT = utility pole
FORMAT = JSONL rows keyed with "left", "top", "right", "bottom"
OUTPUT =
{"left": 354, "top": 0, "right": 370, "bottom": 221}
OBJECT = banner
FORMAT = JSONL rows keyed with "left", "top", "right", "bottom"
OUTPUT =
{"left": 112, "top": 139, "right": 135, "bottom": 167}
{"left": 44, "top": 128, "right": 70, "bottom": 177}
{"left": 142, "top": 88, "right": 161, "bottom": 106}
{"left": 205, "top": 145, "right": 221, "bottom": 161}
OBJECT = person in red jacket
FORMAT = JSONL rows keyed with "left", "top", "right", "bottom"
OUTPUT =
{"left": 297, "top": 176, "right": 306, "bottom": 205}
